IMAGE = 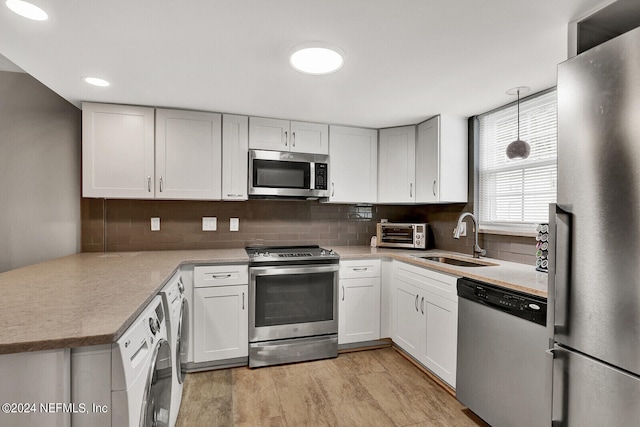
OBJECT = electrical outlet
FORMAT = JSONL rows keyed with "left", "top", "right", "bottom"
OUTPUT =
{"left": 151, "top": 217, "right": 160, "bottom": 231}
{"left": 202, "top": 217, "right": 217, "bottom": 231}
{"left": 459, "top": 222, "right": 467, "bottom": 236}
{"left": 230, "top": 218, "right": 239, "bottom": 232}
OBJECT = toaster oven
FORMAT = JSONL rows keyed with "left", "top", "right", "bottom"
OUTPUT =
{"left": 376, "top": 223, "right": 427, "bottom": 249}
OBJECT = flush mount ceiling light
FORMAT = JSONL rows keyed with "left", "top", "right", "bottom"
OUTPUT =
{"left": 289, "top": 42, "right": 345, "bottom": 75}
{"left": 506, "top": 86, "right": 531, "bottom": 160}
{"left": 83, "top": 76, "right": 110, "bottom": 87}
{"left": 5, "top": 0, "right": 48, "bottom": 21}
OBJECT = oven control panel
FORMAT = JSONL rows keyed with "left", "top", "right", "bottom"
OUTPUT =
{"left": 246, "top": 246, "right": 339, "bottom": 264}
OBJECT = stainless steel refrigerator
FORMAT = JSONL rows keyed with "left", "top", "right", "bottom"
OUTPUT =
{"left": 549, "top": 26, "right": 640, "bottom": 425}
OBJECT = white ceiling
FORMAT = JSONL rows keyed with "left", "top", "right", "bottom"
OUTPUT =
{"left": 0, "top": 0, "right": 608, "bottom": 128}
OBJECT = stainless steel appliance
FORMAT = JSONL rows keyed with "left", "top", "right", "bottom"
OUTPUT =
{"left": 376, "top": 223, "right": 427, "bottom": 249}
{"left": 549, "top": 26, "right": 640, "bottom": 425}
{"left": 246, "top": 245, "right": 339, "bottom": 367}
{"left": 249, "top": 149, "right": 329, "bottom": 199}
{"left": 456, "top": 278, "right": 548, "bottom": 427}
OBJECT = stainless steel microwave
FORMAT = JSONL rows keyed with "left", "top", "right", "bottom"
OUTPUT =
{"left": 249, "top": 149, "right": 329, "bottom": 199}
{"left": 376, "top": 223, "right": 427, "bottom": 249}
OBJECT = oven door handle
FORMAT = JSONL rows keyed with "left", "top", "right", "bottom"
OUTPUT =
{"left": 249, "top": 264, "right": 340, "bottom": 276}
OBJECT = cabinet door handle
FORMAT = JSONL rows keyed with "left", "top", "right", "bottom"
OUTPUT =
{"left": 211, "top": 274, "right": 231, "bottom": 279}
{"left": 242, "top": 292, "right": 245, "bottom": 310}
{"left": 421, "top": 297, "right": 425, "bottom": 314}
{"left": 159, "top": 176, "right": 164, "bottom": 192}
{"left": 415, "top": 294, "right": 419, "bottom": 312}
{"left": 284, "top": 131, "right": 288, "bottom": 147}
{"left": 410, "top": 183, "right": 413, "bottom": 197}
{"left": 331, "top": 182, "right": 335, "bottom": 197}
{"left": 432, "top": 180, "right": 437, "bottom": 196}
{"left": 292, "top": 131, "right": 296, "bottom": 147}
{"left": 341, "top": 285, "right": 345, "bottom": 301}
{"left": 147, "top": 176, "right": 151, "bottom": 192}
{"left": 352, "top": 267, "right": 368, "bottom": 272}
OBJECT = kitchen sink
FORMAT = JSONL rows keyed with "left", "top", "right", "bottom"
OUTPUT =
{"left": 420, "top": 256, "right": 495, "bottom": 267}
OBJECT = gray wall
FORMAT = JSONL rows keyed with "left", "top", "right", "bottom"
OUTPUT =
{"left": 0, "top": 70, "right": 81, "bottom": 272}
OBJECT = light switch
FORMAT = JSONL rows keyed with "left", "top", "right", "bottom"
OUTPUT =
{"left": 202, "top": 217, "right": 217, "bottom": 231}
{"left": 230, "top": 218, "right": 239, "bottom": 232}
{"left": 459, "top": 222, "right": 467, "bottom": 236}
{"left": 151, "top": 217, "right": 160, "bottom": 231}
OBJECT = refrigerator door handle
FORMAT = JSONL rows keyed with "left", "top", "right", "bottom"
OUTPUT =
{"left": 545, "top": 347, "right": 555, "bottom": 425}
{"left": 549, "top": 344, "right": 569, "bottom": 426}
{"left": 548, "top": 204, "right": 572, "bottom": 336}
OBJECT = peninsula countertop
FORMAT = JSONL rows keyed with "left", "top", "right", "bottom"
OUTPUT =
{"left": 0, "top": 250, "right": 248, "bottom": 355}
{"left": 0, "top": 246, "right": 546, "bottom": 355}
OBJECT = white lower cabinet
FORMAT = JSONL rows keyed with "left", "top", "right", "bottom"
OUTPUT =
{"left": 338, "top": 260, "right": 381, "bottom": 345}
{"left": 421, "top": 291, "right": 458, "bottom": 386}
{"left": 393, "top": 280, "right": 424, "bottom": 358}
{"left": 193, "top": 265, "right": 248, "bottom": 363}
{"left": 392, "top": 261, "right": 459, "bottom": 387}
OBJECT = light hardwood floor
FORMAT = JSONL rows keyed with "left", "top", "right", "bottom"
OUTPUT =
{"left": 175, "top": 347, "right": 487, "bottom": 427}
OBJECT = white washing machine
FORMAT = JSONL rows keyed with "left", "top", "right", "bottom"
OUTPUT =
{"left": 71, "top": 295, "right": 173, "bottom": 427}
{"left": 159, "top": 271, "right": 189, "bottom": 427}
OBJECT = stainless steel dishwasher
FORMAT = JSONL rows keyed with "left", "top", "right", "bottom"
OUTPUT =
{"left": 456, "top": 277, "right": 549, "bottom": 427}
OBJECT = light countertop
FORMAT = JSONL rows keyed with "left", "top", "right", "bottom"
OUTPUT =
{"left": 0, "top": 246, "right": 546, "bottom": 355}
{"left": 0, "top": 250, "right": 247, "bottom": 355}
{"left": 332, "top": 246, "right": 548, "bottom": 297}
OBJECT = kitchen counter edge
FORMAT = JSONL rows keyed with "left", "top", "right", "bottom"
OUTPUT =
{"left": 0, "top": 247, "right": 546, "bottom": 355}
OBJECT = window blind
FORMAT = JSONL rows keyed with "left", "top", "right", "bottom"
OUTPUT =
{"left": 478, "top": 90, "right": 557, "bottom": 227}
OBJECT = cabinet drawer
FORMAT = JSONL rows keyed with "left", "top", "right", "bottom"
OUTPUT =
{"left": 392, "top": 261, "right": 459, "bottom": 301}
{"left": 339, "top": 259, "right": 381, "bottom": 278}
{"left": 194, "top": 264, "right": 248, "bottom": 287}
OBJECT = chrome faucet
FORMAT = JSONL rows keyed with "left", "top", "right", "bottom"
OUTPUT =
{"left": 453, "top": 212, "right": 486, "bottom": 258}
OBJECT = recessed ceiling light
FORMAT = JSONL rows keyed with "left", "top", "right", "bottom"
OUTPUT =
{"left": 5, "top": 0, "right": 48, "bottom": 21}
{"left": 289, "top": 42, "right": 345, "bottom": 75}
{"left": 83, "top": 77, "right": 110, "bottom": 87}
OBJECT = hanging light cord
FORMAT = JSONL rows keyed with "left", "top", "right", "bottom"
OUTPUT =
{"left": 516, "top": 88, "right": 521, "bottom": 140}
{"left": 505, "top": 85, "right": 531, "bottom": 160}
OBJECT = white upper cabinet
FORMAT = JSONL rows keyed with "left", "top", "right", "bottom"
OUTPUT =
{"left": 328, "top": 126, "right": 377, "bottom": 203}
{"left": 222, "top": 114, "right": 249, "bottom": 200}
{"left": 82, "top": 102, "right": 155, "bottom": 198}
{"left": 83, "top": 103, "right": 224, "bottom": 200}
{"left": 416, "top": 115, "right": 468, "bottom": 203}
{"left": 378, "top": 125, "right": 416, "bottom": 203}
{"left": 155, "top": 109, "right": 222, "bottom": 200}
{"left": 290, "top": 121, "right": 329, "bottom": 154}
{"left": 249, "top": 117, "right": 328, "bottom": 154}
{"left": 248, "top": 117, "right": 289, "bottom": 151}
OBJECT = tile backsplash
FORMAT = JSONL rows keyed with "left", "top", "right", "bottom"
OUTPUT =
{"left": 81, "top": 199, "right": 428, "bottom": 252}
{"left": 422, "top": 204, "right": 537, "bottom": 265}
{"left": 81, "top": 199, "right": 537, "bottom": 265}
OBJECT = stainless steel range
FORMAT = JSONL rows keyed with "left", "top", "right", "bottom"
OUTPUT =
{"left": 246, "top": 245, "right": 340, "bottom": 368}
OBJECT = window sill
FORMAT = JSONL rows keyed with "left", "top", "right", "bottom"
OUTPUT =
{"left": 479, "top": 225, "right": 538, "bottom": 238}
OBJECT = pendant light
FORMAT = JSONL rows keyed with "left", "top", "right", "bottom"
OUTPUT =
{"left": 506, "top": 86, "right": 531, "bottom": 159}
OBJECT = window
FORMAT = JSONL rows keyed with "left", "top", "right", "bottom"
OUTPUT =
{"left": 477, "top": 90, "right": 557, "bottom": 233}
